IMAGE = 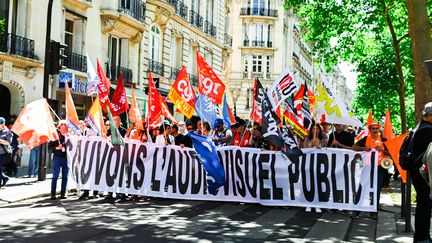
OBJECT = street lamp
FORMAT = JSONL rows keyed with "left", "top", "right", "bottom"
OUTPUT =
{"left": 230, "top": 86, "right": 241, "bottom": 117}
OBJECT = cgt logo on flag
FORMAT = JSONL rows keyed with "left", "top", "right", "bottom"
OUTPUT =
{"left": 268, "top": 68, "right": 299, "bottom": 108}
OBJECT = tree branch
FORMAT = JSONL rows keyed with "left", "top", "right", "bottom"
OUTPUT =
{"left": 397, "top": 33, "right": 410, "bottom": 43}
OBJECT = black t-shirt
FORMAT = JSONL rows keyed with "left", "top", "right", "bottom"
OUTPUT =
{"left": 328, "top": 131, "right": 355, "bottom": 147}
{"left": 174, "top": 133, "right": 184, "bottom": 146}
{"left": 413, "top": 120, "right": 432, "bottom": 159}
{"left": 180, "top": 134, "right": 193, "bottom": 148}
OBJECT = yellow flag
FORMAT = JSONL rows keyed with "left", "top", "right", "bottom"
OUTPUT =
{"left": 85, "top": 95, "right": 107, "bottom": 138}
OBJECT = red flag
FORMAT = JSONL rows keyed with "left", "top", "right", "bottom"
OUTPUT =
{"left": 196, "top": 51, "right": 225, "bottom": 104}
{"left": 251, "top": 79, "right": 263, "bottom": 124}
{"left": 96, "top": 59, "right": 112, "bottom": 112}
{"left": 11, "top": 99, "right": 59, "bottom": 149}
{"left": 111, "top": 72, "right": 129, "bottom": 116}
{"left": 167, "top": 66, "right": 196, "bottom": 118}
{"left": 383, "top": 109, "right": 395, "bottom": 140}
{"left": 147, "top": 72, "right": 163, "bottom": 126}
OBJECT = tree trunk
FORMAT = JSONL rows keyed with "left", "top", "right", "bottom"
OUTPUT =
{"left": 384, "top": 5, "right": 407, "bottom": 133}
{"left": 406, "top": 0, "right": 432, "bottom": 122}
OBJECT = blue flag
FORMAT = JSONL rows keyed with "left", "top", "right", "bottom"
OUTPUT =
{"left": 221, "top": 93, "right": 232, "bottom": 130}
{"left": 195, "top": 94, "right": 218, "bottom": 129}
{"left": 188, "top": 132, "right": 225, "bottom": 195}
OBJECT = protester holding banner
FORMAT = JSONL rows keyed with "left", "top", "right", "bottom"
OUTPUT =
{"left": 48, "top": 121, "right": 69, "bottom": 200}
{"left": 249, "top": 124, "right": 270, "bottom": 150}
{"left": 232, "top": 118, "right": 251, "bottom": 147}
{"left": 170, "top": 124, "right": 184, "bottom": 145}
{"left": 200, "top": 122, "right": 211, "bottom": 137}
{"left": 353, "top": 121, "right": 390, "bottom": 218}
{"left": 211, "top": 118, "right": 232, "bottom": 146}
{"left": 302, "top": 124, "right": 327, "bottom": 148}
{"left": 155, "top": 121, "right": 175, "bottom": 145}
{"left": 328, "top": 124, "right": 355, "bottom": 149}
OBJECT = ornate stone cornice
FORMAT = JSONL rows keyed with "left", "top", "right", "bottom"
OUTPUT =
{"left": 63, "top": 0, "right": 92, "bottom": 12}
{"left": 154, "top": 7, "right": 171, "bottom": 31}
{"left": 0, "top": 53, "right": 43, "bottom": 69}
{"left": 100, "top": 11, "right": 145, "bottom": 43}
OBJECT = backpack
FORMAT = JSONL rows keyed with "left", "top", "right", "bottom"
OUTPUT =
{"left": 399, "top": 123, "right": 432, "bottom": 170}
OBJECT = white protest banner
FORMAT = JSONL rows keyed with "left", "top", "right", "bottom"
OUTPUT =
{"left": 314, "top": 75, "right": 363, "bottom": 127}
{"left": 66, "top": 136, "right": 378, "bottom": 212}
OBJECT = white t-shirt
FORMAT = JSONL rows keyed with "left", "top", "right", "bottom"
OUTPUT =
{"left": 155, "top": 134, "right": 175, "bottom": 145}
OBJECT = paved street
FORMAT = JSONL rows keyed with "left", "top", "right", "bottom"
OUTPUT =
{"left": 0, "top": 193, "right": 412, "bottom": 243}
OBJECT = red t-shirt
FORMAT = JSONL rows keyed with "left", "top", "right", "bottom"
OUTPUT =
{"left": 233, "top": 131, "right": 251, "bottom": 147}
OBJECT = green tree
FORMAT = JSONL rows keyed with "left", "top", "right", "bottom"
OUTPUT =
{"left": 284, "top": 0, "right": 424, "bottom": 133}
{"left": 0, "top": 18, "right": 4, "bottom": 35}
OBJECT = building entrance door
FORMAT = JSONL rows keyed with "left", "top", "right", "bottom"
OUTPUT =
{"left": 0, "top": 84, "right": 11, "bottom": 119}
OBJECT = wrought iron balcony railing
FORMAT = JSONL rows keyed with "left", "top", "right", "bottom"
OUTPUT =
{"left": 224, "top": 33, "right": 233, "bottom": 47}
{"left": 148, "top": 59, "right": 164, "bottom": 76}
{"left": 243, "top": 40, "right": 249, "bottom": 46}
{"left": 118, "top": 0, "right": 146, "bottom": 22}
{"left": 240, "top": 7, "right": 278, "bottom": 18}
{"left": 0, "top": 33, "right": 35, "bottom": 59}
{"left": 106, "top": 62, "right": 133, "bottom": 84}
{"left": 189, "top": 10, "right": 203, "bottom": 30}
{"left": 64, "top": 52, "right": 86, "bottom": 72}
{"left": 175, "top": 1, "right": 188, "bottom": 20}
{"left": 204, "top": 20, "right": 217, "bottom": 38}
{"left": 170, "top": 66, "right": 182, "bottom": 80}
{"left": 252, "top": 40, "right": 265, "bottom": 47}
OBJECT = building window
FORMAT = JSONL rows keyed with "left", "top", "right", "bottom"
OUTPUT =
{"left": 243, "top": 55, "right": 249, "bottom": 78}
{"left": 252, "top": 55, "right": 263, "bottom": 73}
{"left": 252, "top": 0, "right": 266, "bottom": 10}
{"left": 149, "top": 25, "right": 162, "bottom": 62}
{"left": 175, "top": 37, "right": 183, "bottom": 68}
{"left": 206, "top": 0, "right": 213, "bottom": 23}
{"left": 65, "top": 19, "right": 74, "bottom": 54}
{"left": 204, "top": 50, "right": 212, "bottom": 66}
{"left": 266, "top": 55, "right": 272, "bottom": 79}
{"left": 246, "top": 88, "right": 253, "bottom": 109}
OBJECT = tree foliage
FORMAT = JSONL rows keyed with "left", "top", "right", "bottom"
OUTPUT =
{"left": 284, "top": 0, "right": 415, "bottom": 132}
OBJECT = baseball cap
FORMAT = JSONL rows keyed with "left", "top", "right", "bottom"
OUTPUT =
{"left": 0, "top": 117, "right": 5, "bottom": 124}
{"left": 213, "top": 118, "right": 224, "bottom": 128}
{"left": 423, "top": 102, "right": 432, "bottom": 116}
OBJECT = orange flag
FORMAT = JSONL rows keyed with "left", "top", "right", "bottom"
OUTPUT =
{"left": 129, "top": 87, "right": 144, "bottom": 130}
{"left": 383, "top": 109, "right": 395, "bottom": 140}
{"left": 168, "top": 66, "right": 196, "bottom": 118}
{"left": 196, "top": 51, "right": 226, "bottom": 104}
{"left": 11, "top": 99, "right": 59, "bottom": 149}
{"left": 384, "top": 133, "right": 409, "bottom": 183}
{"left": 355, "top": 108, "right": 373, "bottom": 142}
{"left": 65, "top": 82, "right": 80, "bottom": 134}
{"left": 85, "top": 95, "right": 107, "bottom": 138}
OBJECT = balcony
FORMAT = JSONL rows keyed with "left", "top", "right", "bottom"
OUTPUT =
{"left": 148, "top": 59, "right": 164, "bottom": 76}
{"left": 118, "top": 0, "right": 146, "bottom": 22}
{"left": 169, "top": 66, "right": 182, "bottom": 80}
{"left": 174, "top": 1, "right": 188, "bottom": 20}
{"left": 204, "top": 20, "right": 217, "bottom": 38}
{"left": 243, "top": 40, "right": 273, "bottom": 48}
{"left": 240, "top": 7, "right": 278, "bottom": 18}
{"left": 224, "top": 33, "right": 233, "bottom": 47}
{"left": 106, "top": 62, "right": 134, "bottom": 85}
{"left": 100, "top": 0, "right": 146, "bottom": 43}
{"left": 252, "top": 40, "right": 265, "bottom": 47}
{"left": 64, "top": 52, "right": 86, "bottom": 72}
{"left": 0, "top": 33, "right": 35, "bottom": 59}
{"left": 189, "top": 10, "right": 203, "bottom": 30}
{"left": 63, "top": 0, "right": 92, "bottom": 11}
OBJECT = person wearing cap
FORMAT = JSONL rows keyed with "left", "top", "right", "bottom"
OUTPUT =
{"left": 353, "top": 121, "right": 391, "bottom": 219}
{"left": 0, "top": 117, "right": 12, "bottom": 188}
{"left": 410, "top": 102, "right": 432, "bottom": 242}
{"left": 155, "top": 120, "right": 174, "bottom": 145}
{"left": 321, "top": 121, "right": 332, "bottom": 139}
{"left": 48, "top": 120, "right": 69, "bottom": 200}
{"left": 211, "top": 118, "right": 232, "bottom": 146}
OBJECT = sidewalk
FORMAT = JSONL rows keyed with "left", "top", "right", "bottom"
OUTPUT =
{"left": 0, "top": 167, "right": 418, "bottom": 242}
{"left": 0, "top": 167, "right": 76, "bottom": 205}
